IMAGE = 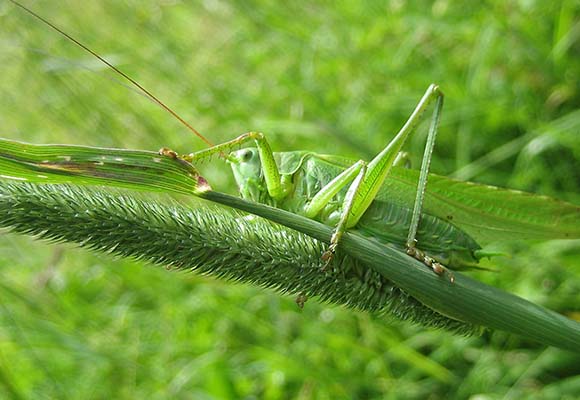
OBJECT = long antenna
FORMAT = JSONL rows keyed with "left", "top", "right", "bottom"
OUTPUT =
{"left": 9, "top": 0, "right": 214, "bottom": 148}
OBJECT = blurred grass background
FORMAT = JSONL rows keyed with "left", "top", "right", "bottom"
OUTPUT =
{"left": 0, "top": 0, "right": 579, "bottom": 398}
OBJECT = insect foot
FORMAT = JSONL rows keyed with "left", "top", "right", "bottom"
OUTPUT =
{"left": 406, "top": 247, "right": 455, "bottom": 283}
{"left": 320, "top": 244, "right": 337, "bottom": 272}
{"left": 158, "top": 147, "right": 179, "bottom": 158}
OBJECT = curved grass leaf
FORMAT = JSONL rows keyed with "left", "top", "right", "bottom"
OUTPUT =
{"left": 202, "top": 190, "right": 580, "bottom": 352}
{"left": 1, "top": 182, "right": 579, "bottom": 351}
{"left": 0, "top": 182, "right": 475, "bottom": 334}
{"left": 0, "top": 138, "right": 579, "bottom": 350}
{"left": 0, "top": 138, "right": 204, "bottom": 195}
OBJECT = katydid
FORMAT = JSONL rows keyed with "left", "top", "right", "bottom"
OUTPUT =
{"left": 7, "top": 0, "right": 462, "bottom": 282}
{"left": 4, "top": 1, "right": 579, "bottom": 292}
{"left": 170, "top": 84, "right": 462, "bottom": 282}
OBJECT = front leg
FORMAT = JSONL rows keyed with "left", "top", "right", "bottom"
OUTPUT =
{"left": 182, "top": 131, "right": 292, "bottom": 201}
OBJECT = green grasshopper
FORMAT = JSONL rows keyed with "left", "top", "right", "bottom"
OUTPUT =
{"left": 3, "top": 1, "right": 579, "bottom": 293}
{"left": 6, "top": 1, "right": 466, "bottom": 282}
{"left": 168, "top": 84, "right": 465, "bottom": 282}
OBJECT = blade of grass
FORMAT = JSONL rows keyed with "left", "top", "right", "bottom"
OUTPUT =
{"left": 203, "top": 190, "right": 580, "bottom": 352}
{"left": 0, "top": 182, "right": 475, "bottom": 334}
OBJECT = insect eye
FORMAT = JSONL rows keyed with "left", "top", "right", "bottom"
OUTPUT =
{"left": 241, "top": 149, "right": 254, "bottom": 162}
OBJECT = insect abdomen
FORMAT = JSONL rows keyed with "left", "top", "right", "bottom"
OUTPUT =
{"left": 355, "top": 201, "right": 482, "bottom": 269}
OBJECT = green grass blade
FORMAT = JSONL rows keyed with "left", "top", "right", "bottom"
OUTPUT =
{"left": 0, "top": 138, "right": 203, "bottom": 195}
{"left": 203, "top": 191, "right": 580, "bottom": 352}
{"left": 0, "top": 182, "right": 475, "bottom": 334}
{"left": 3, "top": 181, "right": 578, "bottom": 350}
{"left": 0, "top": 139, "right": 579, "bottom": 350}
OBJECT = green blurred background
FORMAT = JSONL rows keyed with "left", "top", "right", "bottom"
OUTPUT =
{"left": 1, "top": 0, "right": 579, "bottom": 398}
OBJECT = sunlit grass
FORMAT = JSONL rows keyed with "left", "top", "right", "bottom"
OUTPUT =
{"left": 0, "top": 0, "right": 578, "bottom": 398}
